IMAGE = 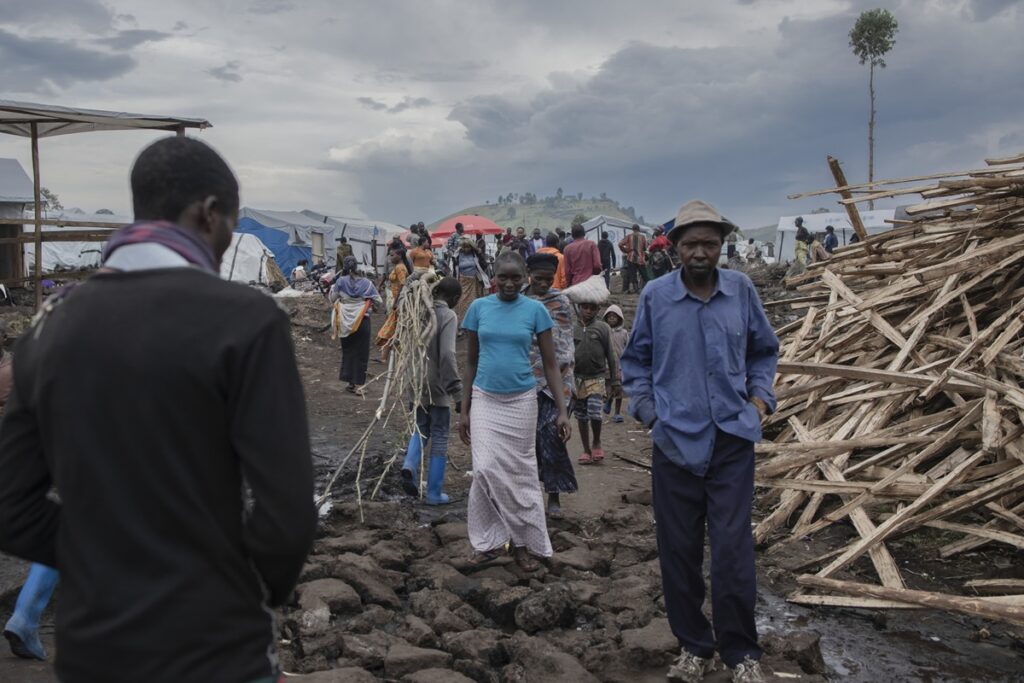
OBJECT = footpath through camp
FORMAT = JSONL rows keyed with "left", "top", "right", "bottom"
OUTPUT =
{"left": 3, "top": 162, "right": 1024, "bottom": 681}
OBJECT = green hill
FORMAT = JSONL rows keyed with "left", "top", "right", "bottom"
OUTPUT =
{"left": 432, "top": 195, "right": 642, "bottom": 234}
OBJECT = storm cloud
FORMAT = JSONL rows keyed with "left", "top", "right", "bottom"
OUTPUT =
{"left": 0, "top": 1, "right": 1021, "bottom": 226}
{"left": 0, "top": 28, "right": 135, "bottom": 93}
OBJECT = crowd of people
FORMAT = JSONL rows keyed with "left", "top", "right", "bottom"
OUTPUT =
{"left": 0, "top": 136, "right": 780, "bottom": 683}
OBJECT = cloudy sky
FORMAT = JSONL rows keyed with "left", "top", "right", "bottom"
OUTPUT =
{"left": 1, "top": 0, "right": 1022, "bottom": 228}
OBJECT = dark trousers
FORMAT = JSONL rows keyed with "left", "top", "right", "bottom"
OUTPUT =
{"left": 622, "top": 261, "right": 636, "bottom": 292}
{"left": 340, "top": 317, "right": 372, "bottom": 385}
{"left": 652, "top": 430, "right": 760, "bottom": 667}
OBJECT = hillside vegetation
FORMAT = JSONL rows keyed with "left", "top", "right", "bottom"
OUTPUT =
{"left": 432, "top": 191, "right": 644, "bottom": 234}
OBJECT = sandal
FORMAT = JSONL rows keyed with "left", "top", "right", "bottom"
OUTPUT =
{"left": 512, "top": 546, "right": 540, "bottom": 572}
{"left": 578, "top": 452, "right": 593, "bottom": 464}
{"left": 467, "top": 548, "right": 504, "bottom": 566}
{"left": 591, "top": 448, "right": 605, "bottom": 462}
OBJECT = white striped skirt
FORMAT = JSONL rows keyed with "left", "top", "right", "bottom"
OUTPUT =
{"left": 467, "top": 386, "right": 553, "bottom": 557}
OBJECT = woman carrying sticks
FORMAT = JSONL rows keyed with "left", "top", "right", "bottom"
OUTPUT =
{"left": 330, "top": 256, "right": 383, "bottom": 396}
{"left": 375, "top": 250, "right": 409, "bottom": 364}
{"left": 459, "top": 251, "right": 571, "bottom": 572}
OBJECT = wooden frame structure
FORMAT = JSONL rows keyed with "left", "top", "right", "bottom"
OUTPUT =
{"left": 0, "top": 100, "right": 211, "bottom": 307}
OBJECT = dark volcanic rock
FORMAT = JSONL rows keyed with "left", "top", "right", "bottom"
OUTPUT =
{"left": 293, "top": 667, "right": 377, "bottom": 682}
{"left": 384, "top": 643, "right": 452, "bottom": 678}
{"left": 481, "top": 585, "right": 533, "bottom": 627}
{"left": 762, "top": 630, "right": 827, "bottom": 674}
{"left": 501, "top": 634, "right": 600, "bottom": 683}
{"left": 441, "top": 628, "right": 506, "bottom": 664}
{"left": 620, "top": 617, "right": 678, "bottom": 667}
{"left": 514, "top": 584, "right": 576, "bottom": 633}
{"left": 296, "top": 578, "right": 362, "bottom": 615}
{"left": 401, "top": 667, "right": 475, "bottom": 683}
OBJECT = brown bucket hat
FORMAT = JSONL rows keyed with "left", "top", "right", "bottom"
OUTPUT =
{"left": 668, "top": 200, "right": 736, "bottom": 243}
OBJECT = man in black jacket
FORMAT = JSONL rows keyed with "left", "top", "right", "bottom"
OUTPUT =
{"left": 0, "top": 137, "right": 317, "bottom": 683}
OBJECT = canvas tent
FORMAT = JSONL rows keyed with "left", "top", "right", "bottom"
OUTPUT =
{"left": 300, "top": 211, "right": 405, "bottom": 270}
{"left": 220, "top": 232, "right": 284, "bottom": 286}
{"left": 775, "top": 210, "right": 895, "bottom": 261}
{"left": 20, "top": 210, "right": 124, "bottom": 274}
{"left": 237, "top": 209, "right": 334, "bottom": 277}
{"left": 580, "top": 215, "right": 655, "bottom": 265}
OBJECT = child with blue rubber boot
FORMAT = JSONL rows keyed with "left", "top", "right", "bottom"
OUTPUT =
{"left": 400, "top": 277, "right": 463, "bottom": 504}
{"left": 4, "top": 563, "right": 59, "bottom": 660}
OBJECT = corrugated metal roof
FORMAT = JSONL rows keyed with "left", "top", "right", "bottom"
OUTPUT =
{"left": 0, "top": 100, "right": 210, "bottom": 138}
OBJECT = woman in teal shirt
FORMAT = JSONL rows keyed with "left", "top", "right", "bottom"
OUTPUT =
{"left": 459, "top": 251, "right": 571, "bottom": 572}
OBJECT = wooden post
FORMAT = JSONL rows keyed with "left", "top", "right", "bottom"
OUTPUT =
{"left": 827, "top": 155, "right": 876, "bottom": 255}
{"left": 30, "top": 123, "right": 43, "bottom": 310}
{"left": 371, "top": 238, "right": 378, "bottom": 274}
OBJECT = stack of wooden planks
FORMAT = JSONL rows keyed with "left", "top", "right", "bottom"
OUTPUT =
{"left": 756, "top": 152, "right": 1024, "bottom": 627}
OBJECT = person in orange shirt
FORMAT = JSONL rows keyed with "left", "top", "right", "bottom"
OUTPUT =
{"left": 536, "top": 232, "right": 567, "bottom": 290}
{"left": 408, "top": 235, "right": 436, "bottom": 273}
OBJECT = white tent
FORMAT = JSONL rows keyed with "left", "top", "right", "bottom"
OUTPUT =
{"left": 580, "top": 215, "right": 655, "bottom": 264}
{"left": 775, "top": 210, "right": 896, "bottom": 261}
{"left": 20, "top": 210, "right": 126, "bottom": 275}
{"left": 220, "top": 232, "right": 280, "bottom": 285}
{"left": 300, "top": 211, "right": 405, "bottom": 269}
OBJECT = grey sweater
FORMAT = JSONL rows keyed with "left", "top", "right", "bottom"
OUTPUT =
{"left": 421, "top": 300, "right": 463, "bottom": 407}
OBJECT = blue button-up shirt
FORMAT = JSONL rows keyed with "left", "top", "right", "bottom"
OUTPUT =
{"left": 621, "top": 268, "right": 779, "bottom": 476}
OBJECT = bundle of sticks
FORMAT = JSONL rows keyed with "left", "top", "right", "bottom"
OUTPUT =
{"left": 756, "top": 152, "right": 1024, "bottom": 626}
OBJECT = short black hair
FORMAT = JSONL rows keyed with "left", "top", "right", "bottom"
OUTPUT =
{"left": 571, "top": 224, "right": 585, "bottom": 238}
{"left": 825, "top": 225, "right": 834, "bottom": 232}
{"left": 435, "top": 276, "right": 462, "bottom": 300}
{"left": 494, "top": 249, "right": 527, "bottom": 273}
{"left": 557, "top": 228, "right": 566, "bottom": 237}
{"left": 601, "top": 231, "right": 609, "bottom": 239}
{"left": 131, "top": 136, "right": 238, "bottom": 221}
{"left": 455, "top": 222, "right": 464, "bottom": 231}
{"left": 632, "top": 224, "right": 640, "bottom": 231}
{"left": 545, "top": 232, "right": 560, "bottom": 247}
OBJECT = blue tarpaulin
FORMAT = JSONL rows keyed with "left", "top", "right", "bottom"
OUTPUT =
{"left": 236, "top": 217, "right": 311, "bottom": 276}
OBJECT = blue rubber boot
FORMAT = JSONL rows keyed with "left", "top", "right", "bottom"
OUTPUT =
{"left": 425, "top": 456, "right": 450, "bottom": 505}
{"left": 400, "top": 432, "right": 423, "bottom": 496}
{"left": 3, "top": 563, "right": 59, "bottom": 661}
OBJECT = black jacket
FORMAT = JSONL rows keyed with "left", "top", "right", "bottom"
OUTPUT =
{"left": 0, "top": 268, "right": 317, "bottom": 683}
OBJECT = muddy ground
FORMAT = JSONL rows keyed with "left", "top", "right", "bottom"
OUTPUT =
{"left": 2, "top": 271, "right": 1023, "bottom": 682}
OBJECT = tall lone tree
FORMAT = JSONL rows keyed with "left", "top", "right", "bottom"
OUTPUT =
{"left": 850, "top": 8, "right": 898, "bottom": 209}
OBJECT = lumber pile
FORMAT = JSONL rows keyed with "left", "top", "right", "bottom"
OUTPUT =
{"left": 756, "top": 152, "right": 1024, "bottom": 627}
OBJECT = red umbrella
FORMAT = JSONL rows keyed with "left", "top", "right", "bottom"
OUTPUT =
{"left": 432, "top": 215, "right": 504, "bottom": 240}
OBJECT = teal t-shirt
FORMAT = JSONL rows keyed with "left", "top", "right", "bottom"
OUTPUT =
{"left": 461, "top": 294, "right": 554, "bottom": 394}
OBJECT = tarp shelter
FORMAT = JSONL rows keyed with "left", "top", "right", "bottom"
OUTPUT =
{"left": 20, "top": 210, "right": 124, "bottom": 274}
{"left": 0, "top": 99, "right": 210, "bottom": 307}
{"left": 433, "top": 215, "right": 503, "bottom": 240}
{"left": 580, "top": 215, "right": 654, "bottom": 265}
{"left": 220, "top": 232, "right": 283, "bottom": 286}
{"left": 300, "top": 211, "right": 405, "bottom": 269}
{"left": 776, "top": 210, "right": 895, "bottom": 261}
{"left": 236, "top": 209, "right": 325, "bottom": 277}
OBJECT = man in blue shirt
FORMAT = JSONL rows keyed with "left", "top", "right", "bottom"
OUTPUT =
{"left": 621, "top": 199, "right": 778, "bottom": 683}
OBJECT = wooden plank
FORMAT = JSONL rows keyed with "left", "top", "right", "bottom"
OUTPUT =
{"left": 817, "top": 450, "right": 987, "bottom": 578}
{"left": 827, "top": 155, "right": 875, "bottom": 252}
{"left": 965, "top": 579, "right": 1024, "bottom": 594}
{"left": 924, "top": 520, "right": 1024, "bottom": 551}
{"left": 786, "top": 163, "right": 1024, "bottom": 199}
{"left": 775, "top": 361, "right": 983, "bottom": 395}
{"left": 798, "top": 575, "right": 1024, "bottom": 626}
